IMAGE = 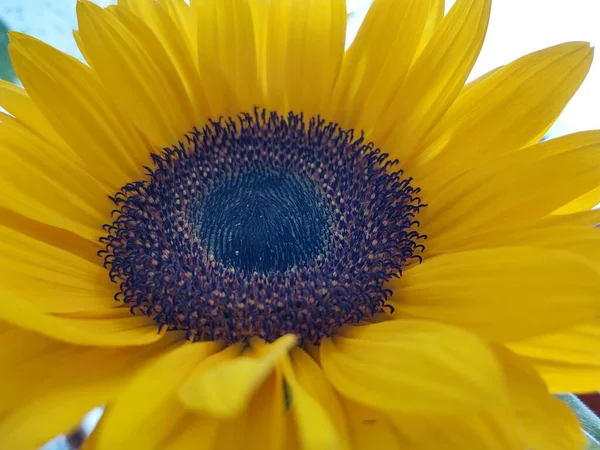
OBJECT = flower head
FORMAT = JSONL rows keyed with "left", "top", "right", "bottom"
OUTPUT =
{"left": 0, "top": 0, "right": 598, "bottom": 448}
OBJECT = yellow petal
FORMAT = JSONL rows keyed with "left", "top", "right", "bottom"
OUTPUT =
{"left": 95, "top": 341, "right": 220, "bottom": 450}
{"left": 0, "top": 381, "right": 116, "bottom": 449}
{"left": 320, "top": 320, "right": 505, "bottom": 414}
{"left": 289, "top": 347, "right": 351, "bottom": 449}
{"left": 555, "top": 186, "right": 600, "bottom": 215}
{"left": 0, "top": 325, "right": 175, "bottom": 448}
{"left": 329, "top": 0, "right": 431, "bottom": 128}
{"left": 493, "top": 345, "right": 586, "bottom": 450}
{"left": 0, "top": 208, "right": 99, "bottom": 264}
{"left": 352, "top": 372, "right": 520, "bottom": 450}
{"left": 420, "top": 132, "right": 600, "bottom": 255}
{"left": 546, "top": 209, "right": 600, "bottom": 228}
{"left": 509, "top": 322, "right": 600, "bottom": 394}
{"left": 342, "top": 400, "right": 403, "bottom": 450}
{"left": 194, "top": 0, "right": 261, "bottom": 113}
{"left": 414, "top": 0, "right": 445, "bottom": 57}
{"left": 425, "top": 214, "right": 600, "bottom": 265}
{"left": 0, "top": 80, "right": 67, "bottom": 149}
{"left": 0, "top": 120, "right": 111, "bottom": 242}
{"left": 0, "top": 225, "right": 115, "bottom": 313}
{"left": 415, "top": 42, "right": 593, "bottom": 187}
{"left": 160, "top": 414, "right": 220, "bottom": 450}
{"left": 242, "top": 369, "right": 288, "bottom": 450}
{"left": 389, "top": 407, "right": 521, "bottom": 450}
{"left": 263, "top": 0, "right": 346, "bottom": 116}
{"left": 374, "top": 0, "right": 491, "bottom": 161}
{"left": 281, "top": 353, "right": 340, "bottom": 450}
{"left": 178, "top": 334, "right": 296, "bottom": 418}
{"left": 422, "top": 139, "right": 600, "bottom": 244}
{"left": 76, "top": 0, "right": 195, "bottom": 148}
{"left": 8, "top": 32, "right": 146, "bottom": 190}
{"left": 393, "top": 247, "right": 600, "bottom": 341}
{"left": 0, "top": 290, "right": 162, "bottom": 346}
{"left": 172, "top": 362, "right": 288, "bottom": 450}
{"left": 193, "top": 366, "right": 288, "bottom": 450}
{"left": 117, "top": 0, "right": 208, "bottom": 125}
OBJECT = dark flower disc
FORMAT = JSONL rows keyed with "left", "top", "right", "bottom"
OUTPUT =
{"left": 100, "top": 110, "right": 425, "bottom": 344}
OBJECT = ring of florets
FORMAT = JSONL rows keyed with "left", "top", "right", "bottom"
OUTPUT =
{"left": 99, "top": 109, "right": 426, "bottom": 344}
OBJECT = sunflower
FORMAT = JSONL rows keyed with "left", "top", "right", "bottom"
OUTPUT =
{"left": 1, "top": 0, "right": 599, "bottom": 448}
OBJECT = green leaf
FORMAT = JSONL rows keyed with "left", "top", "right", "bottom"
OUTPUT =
{"left": 0, "top": 18, "right": 16, "bottom": 83}
{"left": 557, "top": 394, "right": 600, "bottom": 448}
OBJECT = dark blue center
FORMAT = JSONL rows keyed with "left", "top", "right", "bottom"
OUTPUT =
{"left": 194, "top": 171, "right": 329, "bottom": 273}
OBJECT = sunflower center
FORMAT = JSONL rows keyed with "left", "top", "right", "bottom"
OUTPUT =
{"left": 100, "top": 110, "right": 425, "bottom": 344}
{"left": 193, "top": 170, "right": 330, "bottom": 273}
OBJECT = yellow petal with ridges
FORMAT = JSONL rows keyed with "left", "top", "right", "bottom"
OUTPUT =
{"left": 425, "top": 209, "right": 600, "bottom": 260}
{"left": 77, "top": 0, "right": 195, "bottom": 148}
{"left": 263, "top": 0, "right": 346, "bottom": 116}
{"left": 330, "top": 0, "right": 430, "bottom": 129}
{"left": 493, "top": 345, "right": 585, "bottom": 449}
{"left": 546, "top": 209, "right": 600, "bottom": 227}
{"left": 0, "top": 120, "right": 110, "bottom": 241}
{"left": 374, "top": 0, "right": 490, "bottom": 162}
{"left": 195, "top": 0, "right": 261, "bottom": 114}
{"left": 0, "top": 225, "right": 114, "bottom": 313}
{"left": 393, "top": 247, "right": 600, "bottom": 341}
{"left": 555, "top": 186, "right": 600, "bottom": 215}
{"left": 416, "top": 42, "right": 593, "bottom": 187}
{"left": 115, "top": 0, "right": 208, "bottom": 126}
{"left": 414, "top": 0, "right": 445, "bottom": 57}
{"left": 423, "top": 141, "right": 600, "bottom": 243}
{"left": 321, "top": 320, "right": 505, "bottom": 414}
{"left": 389, "top": 407, "right": 521, "bottom": 449}
{"left": 0, "top": 379, "right": 119, "bottom": 450}
{"left": 162, "top": 414, "right": 220, "bottom": 450}
{"left": 96, "top": 341, "right": 220, "bottom": 450}
{"left": 171, "top": 367, "right": 288, "bottom": 450}
{"left": 243, "top": 370, "right": 288, "bottom": 450}
{"left": 289, "top": 347, "right": 350, "bottom": 449}
{"left": 342, "top": 400, "right": 403, "bottom": 450}
{"left": 0, "top": 325, "right": 178, "bottom": 447}
{"left": 0, "top": 290, "right": 162, "bottom": 346}
{"left": 282, "top": 353, "right": 340, "bottom": 450}
{"left": 0, "top": 80, "right": 67, "bottom": 150}
{"left": 0, "top": 208, "right": 99, "bottom": 264}
{"left": 420, "top": 131, "right": 600, "bottom": 253}
{"left": 8, "top": 32, "right": 146, "bottom": 190}
{"left": 178, "top": 334, "right": 296, "bottom": 418}
{"left": 510, "top": 322, "right": 600, "bottom": 394}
